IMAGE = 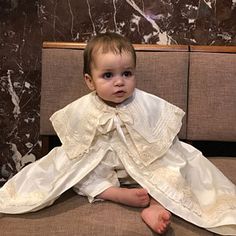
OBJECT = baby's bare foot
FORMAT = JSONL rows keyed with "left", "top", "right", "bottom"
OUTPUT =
{"left": 141, "top": 201, "right": 171, "bottom": 234}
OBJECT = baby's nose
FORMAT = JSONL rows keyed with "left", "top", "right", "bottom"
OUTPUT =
{"left": 114, "top": 76, "right": 125, "bottom": 86}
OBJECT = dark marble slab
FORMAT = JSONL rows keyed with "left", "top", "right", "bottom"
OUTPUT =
{"left": 1, "top": 0, "right": 236, "bottom": 183}
{"left": 0, "top": 0, "right": 42, "bottom": 183}
{"left": 42, "top": 0, "right": 236, "bottom": 44}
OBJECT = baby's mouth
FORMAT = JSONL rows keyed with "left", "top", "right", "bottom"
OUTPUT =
{"left": 114, "top": 91, "right": 125, "bottom": 96}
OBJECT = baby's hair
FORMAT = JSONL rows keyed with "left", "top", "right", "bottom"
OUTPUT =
{"left": 83, "top": 32, "right": 136, "bottom": 75}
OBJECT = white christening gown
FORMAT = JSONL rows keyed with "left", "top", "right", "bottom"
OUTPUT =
{"left": 0, "top": 89, "right": 236, "bottom": 235}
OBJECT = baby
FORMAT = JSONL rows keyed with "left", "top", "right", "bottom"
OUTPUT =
{"left": 78, "top": 32, "right": 171, "bottom": 233}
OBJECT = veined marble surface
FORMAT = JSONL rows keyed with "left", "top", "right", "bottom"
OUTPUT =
{"left": 0, "top": 0, "right": 236, "bottom": 183}
{"left": 41, "top": 0, "right": 236, "bottom": 44}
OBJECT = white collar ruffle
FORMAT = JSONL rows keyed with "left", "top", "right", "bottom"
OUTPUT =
{"left": 50, "top": 89, "right": 185, "bottom": 166}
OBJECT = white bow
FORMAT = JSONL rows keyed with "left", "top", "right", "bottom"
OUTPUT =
{"left": 97, "top": 110, "right": 133, "bottom": 145}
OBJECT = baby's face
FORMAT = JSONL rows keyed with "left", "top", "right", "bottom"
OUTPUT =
{"left": 85, "top": 50, "right": 136, "bottom": 107}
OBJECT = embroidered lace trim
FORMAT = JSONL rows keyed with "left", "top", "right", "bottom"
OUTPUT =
{"left": 115, "top": 146, "right": 236, "bottom": 225}
{"left": 1, "top": 182, "right": 45, "bottom": 208}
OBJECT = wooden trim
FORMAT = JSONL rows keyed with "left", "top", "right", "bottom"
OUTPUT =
{"left": 43, "top": 41, "right": 189, "bottom": 52}
{"left": 43, "top": 42, "right": 87, "bottom": 49}
{"left": 134, "top": 44, "right": 188, "bottom": 51}
{"left": 43, "top": 42, "right": 236, "bottom": 53}
{"left": 190, "top": 45, "right": 236, "bottom": 53}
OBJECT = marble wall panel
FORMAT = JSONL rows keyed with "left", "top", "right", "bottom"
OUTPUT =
{"left": 0, "top": 0, "right": 236, "bottom": 183}
{"left": 41, "top": 0, "right": 236, "bottom": 44}
{"left": 0, "top": 0, "right": 42, "bottom": 184}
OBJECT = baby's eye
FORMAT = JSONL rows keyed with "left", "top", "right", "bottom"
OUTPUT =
{"left": 103, "top": 72, "right": 113, "bottom": 79}
{"left": 123, "top": 71, "right": 132, "bottom": 77}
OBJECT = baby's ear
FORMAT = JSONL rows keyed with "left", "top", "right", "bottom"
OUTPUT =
{"left": 84, "top": 74, "right": 95, "bottom": 91}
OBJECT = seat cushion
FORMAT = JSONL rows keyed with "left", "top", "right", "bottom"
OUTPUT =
{"left": 1, "top": 189, "right": 214, "bottom": 236}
